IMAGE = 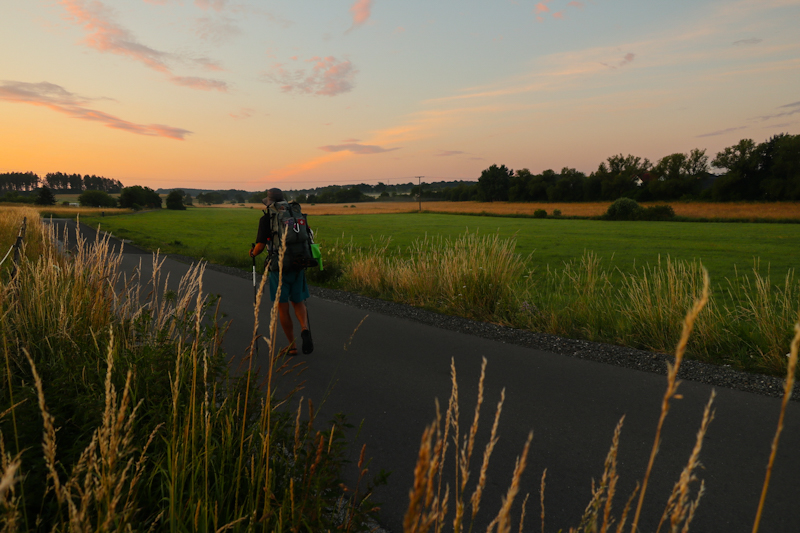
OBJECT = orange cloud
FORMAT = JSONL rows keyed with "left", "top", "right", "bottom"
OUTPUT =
{"left": 170, "top": 76, "right": 228, "bottom": 91}
{"left": 59, "top": 0, "right": 227, "bottom": 91}
{"left": 349, "top": 0, "right": 373, "bottom": 28}
{"left": 553, "top": 11, "right": 565, "bottom": 19}
{"left": 0, "top": 81, "right": 191, "bottom": 140}
{"left": 259, "top": 152, "right": 349, "bottom": 183}
{"left": 229, "top": 107, "right": 256, "bottom": 119}
{"left": 535, "top": 3, "right": 549, "bottom": 14}
{"left": 265, "top": 56, "right": 357, "bottom": 96}
{"left": 318, "top": 143, "right": 399, "bottom": 154}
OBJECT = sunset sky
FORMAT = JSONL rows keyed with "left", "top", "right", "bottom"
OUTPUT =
{"left": 2, "top": 0, "right": 799, "bottom": 191}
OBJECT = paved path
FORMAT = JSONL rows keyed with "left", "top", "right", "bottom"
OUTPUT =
{"left": 54, "top": 220, "right": 800, "bottom": 533}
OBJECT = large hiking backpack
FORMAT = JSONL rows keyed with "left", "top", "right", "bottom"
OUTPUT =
{"left": 266, "top": 201, "right": 318, "bottom": 272}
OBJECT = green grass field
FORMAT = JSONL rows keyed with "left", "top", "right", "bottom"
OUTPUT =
{"left": 82, "top": 208, "right": 799, "bottom": 285}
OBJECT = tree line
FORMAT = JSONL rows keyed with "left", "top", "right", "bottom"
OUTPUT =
{"left": 441, "top": 134, "right": 800, "bottom": 203}
{"left": 0, "top": 172, "right": 123, "bottom": 193}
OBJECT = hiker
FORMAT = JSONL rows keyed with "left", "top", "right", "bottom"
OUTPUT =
{"left": 250, "top": 188, "right": 314, "bottom": 355}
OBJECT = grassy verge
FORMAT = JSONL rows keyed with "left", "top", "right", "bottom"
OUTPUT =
{"left": 0, "top": 210, "right": 383, "bottom": 531}
{"left": 77, "top": 209, "right": 800, "bottom": 375}
{"left": 319, "top": 232, "right": 799, "bottom": 376}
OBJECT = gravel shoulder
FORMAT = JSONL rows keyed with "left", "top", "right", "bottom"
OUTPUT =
{"left": 171, "top": 254, "right": 800, "bottom": 401}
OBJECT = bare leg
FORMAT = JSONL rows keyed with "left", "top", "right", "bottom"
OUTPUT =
{"left": 291, "top": 301, "right": 309, "bottom": 331}
{"left": 277, "top": 302, "right": 295, "bottom": 349}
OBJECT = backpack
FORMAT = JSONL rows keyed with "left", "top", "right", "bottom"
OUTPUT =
{"left": 265, "top": 201, "right": 318, "bottom": 272}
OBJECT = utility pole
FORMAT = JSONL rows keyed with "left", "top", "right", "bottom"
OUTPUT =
{"left": 416, "top": 176, "right": 424, "bottom": 212}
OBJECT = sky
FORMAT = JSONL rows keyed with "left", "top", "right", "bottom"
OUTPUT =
{"left": 1, "top": 0, "right": 799, "bottom": 191}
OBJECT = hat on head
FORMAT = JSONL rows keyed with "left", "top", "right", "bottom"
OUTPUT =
{"left": 261, "top": 188, "right": 284, "bottom": 206}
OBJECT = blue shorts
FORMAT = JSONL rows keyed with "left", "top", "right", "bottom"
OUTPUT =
{"left": 268, "top": 270, "right": 310, "bottom": 303}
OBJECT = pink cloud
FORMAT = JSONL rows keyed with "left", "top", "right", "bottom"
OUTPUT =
{"left": 59, "top": 1, "right": 227, "bottom": 91}
{"left": 229, "top": 107, "right": 255, "bottom": 119}
{"left": 0, "top": 80, "right": 191, "bottom": 140}
{"left": 318, "top": 143, "right": 398, "bottom": 155}
{"left": 567, "top": 1, "right": 584, "bottom": 8}
{"left": 620, "top": 52, "right": 635, "bottom": 66}
{"left": 349, "top": 0, "right": 373, "bottom": 29}
{"left": 602, "top": 52, "right": 636, "bottom": 69}
{"left": 534, "top": 3, "right": 549, "bottom": 14}
{"left": 170, "top": 76, "right": 228, "bottom": 91}
{"left": 536, "top": 15, "right": 544, "bottom": 23}
{"left": 553, "top": 11, "right": 565, "bottom": 19}
{"left": 266, "top": 56, "right": 357, "bottom": 96}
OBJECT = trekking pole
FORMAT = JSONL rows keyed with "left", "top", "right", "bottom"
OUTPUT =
{"left": 251, "top": 243, "right": 259, "bottom": 357}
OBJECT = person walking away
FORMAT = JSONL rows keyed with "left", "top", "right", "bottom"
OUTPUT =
{"left": 250, "top": 188, "right": 314, "bottom": 355}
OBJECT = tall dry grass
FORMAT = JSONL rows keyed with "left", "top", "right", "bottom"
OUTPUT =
{"left": 339, "top": 231, "right": 528, "bottom": 322}
{"left": 331, "top": 231, "right": 799, "bottom": 375}
{"left": 404, "top": 273, "right": 800, "bottom": 532}
{"left": 0, "top": 215, "right": 382, "bottom": 531}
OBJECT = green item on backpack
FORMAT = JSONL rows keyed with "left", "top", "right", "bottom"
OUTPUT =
{"left": 311, "top": 243, "right": 323, "bottom": 271}
{"left": 266, "top": 201, "right": 319, "bottom": 272}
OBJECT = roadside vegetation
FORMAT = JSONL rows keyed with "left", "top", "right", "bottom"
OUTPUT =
{"left": 77, "top": 209, "right": 800, "bottom": 376}
{"left": 0, "top": 207, "right": 382, "bottom": 531}
{"left": 324, "top": 231, "right": 799, "bottom": 376}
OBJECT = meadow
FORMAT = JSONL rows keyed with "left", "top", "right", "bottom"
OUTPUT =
{"left": 80, "top": 207, "right": 800, "bottom": 284}
{"left": 75, "top": 206, "right": 800, "bottom": 376}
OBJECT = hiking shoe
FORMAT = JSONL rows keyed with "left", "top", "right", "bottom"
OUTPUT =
{"left": 301, "top": 329, "right": 314, "bottom": 354}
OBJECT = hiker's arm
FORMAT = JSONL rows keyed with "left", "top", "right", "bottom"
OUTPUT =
{"left": 250, "top": 242, "right": 266, "bottom": 257}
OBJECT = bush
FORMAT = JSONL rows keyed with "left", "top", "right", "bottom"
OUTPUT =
{"left": 606, "top": 197, "right": 642, "bottom": 220}
{"left": 165, "top": 190, "right": 186, "bottom": 210}
{"left": 33, "top": 186, "right": 57, "bottom": 206}
{"left": 79, "top": 189, "right": 117, "bottom": 208}
{"left": 533, "top": 209, "right": 547, "bottom": 218}
{"left": 552, "top": 209, "right": 562, "bottom": 217}
{"left": 118, "top": 185, "right": 161, "bottom": 209}
{"left": 640, "top": 204, "right": 676, "bottom": 221}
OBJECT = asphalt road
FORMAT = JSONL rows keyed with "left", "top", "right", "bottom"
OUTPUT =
{"left": 53, "top": 220, "right": 800, "bottom": 533}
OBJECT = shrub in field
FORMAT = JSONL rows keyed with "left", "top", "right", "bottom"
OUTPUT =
{"left": 78, "top": 189, "right": 117, "bottom": 208}
{"left": 166, "top": 189, "right": 187, "bottom": 210}
{"left": 533, "top": 208, "right": 547, "bottom": 218}
{"left": 606, "top": 197, "right": 642, "bottom": 220}
{"left": 552, "top": 208, "right": 562, "bottom": 217}
{"left": 0, "top": 215, "right": 383, "bottom": 531}
{"left": 640, "top": 204, "right": 676, "bottom": 221}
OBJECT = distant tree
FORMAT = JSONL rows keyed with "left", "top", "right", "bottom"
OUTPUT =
{"left": 166, "top": 190, "right": 186, "bottom": 210}
{"left": 118, "top": 185, "right": 162, "bottom": 209}
{"left": 477, "top": 164, "right": 513, "bottom": 201}
{"left": 34, "top": 186, "right": 57, "bottom": 206}
{"left": 546, "top": 168, "right": 587, "bottom": 202}
{"left": 196, "top": 192, "right": 225, "bottom": 205}
{"left": 295, "top": 193, "right": 308, "bottom": 203}
{"left": 79, "top": 190, "right": 117, "bottom": 208}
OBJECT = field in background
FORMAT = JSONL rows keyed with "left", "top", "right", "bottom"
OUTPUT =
{"left": 0, "top": 204, "right": 132, "bottom": 218}
{"left": 81, "top": 208, "right": 800, "bottom": 285}
{"left": 220, "top": 200, "right": 800, "bottom": 220}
